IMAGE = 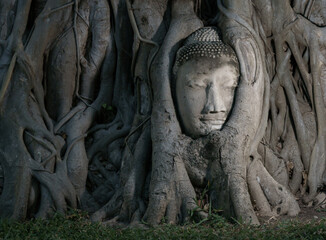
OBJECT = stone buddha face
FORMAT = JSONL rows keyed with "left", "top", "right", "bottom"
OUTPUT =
{"left": 173, "top": 27, "right": 239, "bottom": 138}
{"left": 176, "top": 57, "right": 239, "bottom": 138}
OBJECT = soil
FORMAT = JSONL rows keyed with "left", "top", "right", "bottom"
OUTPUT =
{"left": 259, "top": 193, "right": 326, "bottom": 224}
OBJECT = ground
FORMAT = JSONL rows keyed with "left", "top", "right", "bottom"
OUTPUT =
{"left": 259, "top": 193, "right": 326, "bottom": 224}
{"left": 1, "top": 209, "right": 326, "bottom": 239}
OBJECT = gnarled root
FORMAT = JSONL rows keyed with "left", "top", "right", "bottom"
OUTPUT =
{"left": 90, "top": 188, "right": 123, "bottom": 222}
{"left": 118, "top": 121, "right": 151, "bottom": 224}
{"left": 31, "top": 159, "right": 77, "bottom": 214}
{"left": 143, "top": 155, "right": 207, "bottom": 225}
{"left": 248, "top": 158, "right": 300, "bottom": 217}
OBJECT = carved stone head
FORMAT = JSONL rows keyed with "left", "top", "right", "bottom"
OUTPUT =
{"left": 173, "top": 27, "right": 239, "bottom": 138}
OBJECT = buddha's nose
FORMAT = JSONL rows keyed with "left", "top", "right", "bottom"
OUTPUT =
{"left": 202, "top": 83, "right": 226, "bottom": 114}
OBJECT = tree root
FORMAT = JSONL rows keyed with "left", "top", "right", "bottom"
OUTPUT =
{"left": 143, "top": 156, "right": 206, "bottom": 225}
{"left": 90, "top": 189, "right": 123, "bottom": 222}
{"left": 0, "top": 52, "right": 16, "bottom": 107}
{"left": 116, "top": 121, "right": 151, "bottom": 222}
{"left": 273, "top": 14, "right": 326, "bottom": 202}
{"left": 31, "top": 159, "right": 77, "bottom": 213}
{"left": 248, "top": 159, "right": 300, "bottom": 217}
{"left": 87, "top": 125, "right": 130, "bottom": 161}
{"left": 280, "top": 126, "right": 304, "bottom": 194}
{"left": 258, "top": 144, "right": 289, "bottom": 187}
{"left": 304, "top": 43, "right": 326, "bottom": 203}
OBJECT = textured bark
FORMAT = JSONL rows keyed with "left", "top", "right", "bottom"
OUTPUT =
{"left": 0, "top": 0, "right": 326, "bottom": 226}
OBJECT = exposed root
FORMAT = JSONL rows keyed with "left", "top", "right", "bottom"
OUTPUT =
{"left": 0, "top": 52, "right": 16, "bottom": 107}
{"left": 143, "top": 155, "right": 207, "bottom": 225}
{"left": 54, "top": 105, "right": 85, "bottom": 134}
{"left": 90, "top": 189, "right": 123, "bottom": 222}
{"left": 258, "top": 144, "right": 289, "bottom": 187}
{"left": 31, "top": 159, "right": 77, "bottom": 213}
{"left": 248, "top": 159, "right": 300, "bottom": 217}
{"left": 87, "top": 126, "right": 130, "bottom": 161}
{"left": 118, "top": 121, "right": 151, "bottom": 222}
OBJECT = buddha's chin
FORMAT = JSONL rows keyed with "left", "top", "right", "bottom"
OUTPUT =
{"left": 210, "top": 124, "right": 223, "bottom": 131}
{"left": 185, "top": 121, "right": 224, "bottom": 139}
{"left": 203, "top": 119, "right": 225, "bottom": 132}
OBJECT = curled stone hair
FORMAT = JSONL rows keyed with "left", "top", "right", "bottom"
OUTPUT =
{"left": 173, "top": 27, "right": 239, "bottom": 78}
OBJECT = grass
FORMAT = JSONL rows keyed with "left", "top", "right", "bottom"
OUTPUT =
{"left": 1, "top": 211, "right": 326, "bottom": 240}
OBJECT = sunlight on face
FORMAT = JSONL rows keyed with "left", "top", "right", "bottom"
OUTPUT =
{"left": 176, "top": 57, "right": 239, "bottom": 138}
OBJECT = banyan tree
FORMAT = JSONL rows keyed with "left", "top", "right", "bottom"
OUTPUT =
{"left": 0, "top": 0, "right": 326, "bottom": 225}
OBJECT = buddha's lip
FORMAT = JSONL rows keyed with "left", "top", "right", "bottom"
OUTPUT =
{"left": 200, "top": 117, "right": 225, "bottom": 122}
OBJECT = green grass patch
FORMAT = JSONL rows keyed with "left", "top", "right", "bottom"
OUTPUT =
{"left": 1, "top": 211, "right": 326, "bottom": 240}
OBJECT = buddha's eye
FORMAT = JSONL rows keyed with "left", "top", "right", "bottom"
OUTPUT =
{"left": 186, "top": 79, "right": 206, "bottom": 88}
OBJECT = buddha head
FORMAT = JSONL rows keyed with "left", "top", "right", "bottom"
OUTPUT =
{"left": 173, "top": 27, "right": 239, "bottom": 139}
